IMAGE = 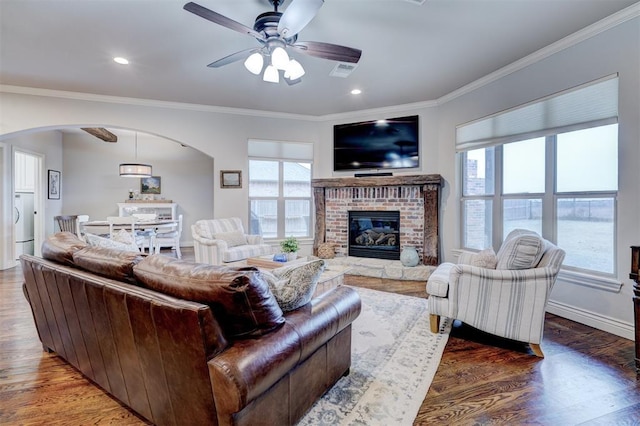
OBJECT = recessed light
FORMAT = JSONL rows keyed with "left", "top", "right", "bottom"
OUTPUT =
{"left": 351, "top": 89, "right": 362, "bottom": 95}
{"left": 113, "top": 57, "right": 129, "bottom": 65}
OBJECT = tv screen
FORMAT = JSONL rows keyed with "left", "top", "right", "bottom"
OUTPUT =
{"left": 333, "top": 115, "right": 419, "bottom": 172}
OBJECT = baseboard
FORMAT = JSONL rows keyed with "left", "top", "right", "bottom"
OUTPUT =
{"left": 546, "top": 300, "right": 634, "bottom": 340}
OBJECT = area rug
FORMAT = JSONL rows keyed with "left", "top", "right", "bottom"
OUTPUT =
{"left": 298, "top": 287, "right": 452, "bottom": 426}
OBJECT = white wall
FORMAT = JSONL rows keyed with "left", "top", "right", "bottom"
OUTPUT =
{"left": 0, "top": 14, "right": 638, "bottom": 338}
{"left": 0, "top": 95, "right": 320, "bottom": 223}
{"left": 435, "top": 17, "right": 640, "bottom": 337}
{"left": 2, "top": 131, "right": 63, "bottom": 267}
{"left": 62, "top": 131, "right": 214, "bottom": 245}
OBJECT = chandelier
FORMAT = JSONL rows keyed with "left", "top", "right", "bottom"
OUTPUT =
{"left": 119, "top": 132, "right": 152, "bottom": 178}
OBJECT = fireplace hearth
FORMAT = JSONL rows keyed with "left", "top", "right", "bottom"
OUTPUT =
{"left": 349, "top": 210, "right": 400, "bottom": 260}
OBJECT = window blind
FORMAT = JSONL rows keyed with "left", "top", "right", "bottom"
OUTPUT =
{"left": 248, "top": 139, "right": 313, "bottom": 162}
{"left": 456, "top": 74, "right": 618, "bottom": 152}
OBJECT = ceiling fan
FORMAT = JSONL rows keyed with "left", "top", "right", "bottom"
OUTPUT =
{"left": 183, "top": 0, "right": 362, "bottom": 83}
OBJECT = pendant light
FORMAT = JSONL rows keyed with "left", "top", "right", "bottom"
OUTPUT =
{"left": 119, "top": 132, "right": 152, "bottom": 177}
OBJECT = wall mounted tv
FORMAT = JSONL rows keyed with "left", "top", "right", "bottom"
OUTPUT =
{"left": 333, "top": 115, "right": 419, "bottom": 172}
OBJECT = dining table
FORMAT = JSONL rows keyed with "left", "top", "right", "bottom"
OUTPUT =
{"left": 81, "top": 218, "right": 179, "bottom": 253}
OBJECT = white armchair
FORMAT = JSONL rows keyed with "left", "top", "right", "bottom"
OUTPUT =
{"left": 427, "top": 229, "right": 565, "bottom": 357}
{"left": 191, "top": 217, "right": 273, "bottom": 265}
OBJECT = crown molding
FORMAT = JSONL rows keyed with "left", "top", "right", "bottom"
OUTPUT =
{"left": 1, "top": 3, "right": 637, "bottom": 122}
{"left": 436, "top": 2, "right": 640, "bottom": 105}
{"left": 0, "top": 85, "right": 315, "bottom": 121}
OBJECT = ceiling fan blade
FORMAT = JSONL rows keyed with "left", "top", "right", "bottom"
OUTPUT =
{"left": 207, "top": 48, "right": 261, "bottom": 68}
{"left": 184, "top": 2, "right": 265, "bottom": 41}
{"left": 292, "top": 41, "right": 362, "bottom": 63}
{"left": 278, "top": 0, "right": 324, "bottom": 39}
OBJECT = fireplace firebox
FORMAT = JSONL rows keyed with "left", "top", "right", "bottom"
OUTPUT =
{"left": 348, "top": 210, "right": 400, "bottom": 260}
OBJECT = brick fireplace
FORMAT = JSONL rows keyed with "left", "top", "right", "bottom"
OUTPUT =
{"left": 312, "top": 174, "right": 443, "bottom": 266}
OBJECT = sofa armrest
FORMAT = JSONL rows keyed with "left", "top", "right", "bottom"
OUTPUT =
{"left": 207, "top": 286, "right": 361, "bottom": 419}
{"left": 192, "top": 233, "right": 229, "bottom": 249}
{"left": 245, "top": 234, "right": 264, "bottom": 245}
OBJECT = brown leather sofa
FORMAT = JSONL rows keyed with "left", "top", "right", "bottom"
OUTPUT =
{"left": 21, "top": 232, "right": 361, "bottom": 426}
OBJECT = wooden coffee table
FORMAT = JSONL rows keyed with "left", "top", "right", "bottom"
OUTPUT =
{"left": 245, "top": 255, "right": 350, "bottom": 297}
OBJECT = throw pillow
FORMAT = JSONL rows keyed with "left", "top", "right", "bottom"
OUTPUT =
{"left": 496, "top": 233, "right": 546, "bottom": 270}
{"left": 263, "top": 259, "right": 326, "bottom": 312}
{"left": 112, "top": 229, "right": 135, "bottom": 245}
{"left": 85, "top": 233, "right": 140, "bottom": 253}
{"left": 470, "top": 248, "right": 498, "bottom": 269}
{"left": 133, "top": 255, "right": 284, "bottom": 338}
{"left": 213, "top": 230, "right": 248, "bottom": 248}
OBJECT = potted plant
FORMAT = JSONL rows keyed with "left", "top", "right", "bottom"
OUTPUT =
{"left": 280, "top": 236, "right": 299, "bottom": 261}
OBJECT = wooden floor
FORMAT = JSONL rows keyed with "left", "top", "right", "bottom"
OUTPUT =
{"left": 1, "top": 249, "right": 638, "bottom": 425}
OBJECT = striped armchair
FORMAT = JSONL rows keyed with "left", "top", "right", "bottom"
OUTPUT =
{"left": 191, "top": 217, "right": 273, "bottom": 265}
{"left": 427, "top": 229, "right": 565, "bottom": 357}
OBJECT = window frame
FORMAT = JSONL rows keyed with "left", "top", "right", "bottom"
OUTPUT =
{"left": 248, "top": 158, "right": 313, "bottom": 240}
{"left": 460, "top": 125, "right": 618, "bottom": 277}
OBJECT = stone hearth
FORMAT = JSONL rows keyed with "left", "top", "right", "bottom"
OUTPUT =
{"left": 327, "top": 256, "right": 435, "bottom": 281}
{"left": 312, "top": 174, "right": 443, "bottom": 266}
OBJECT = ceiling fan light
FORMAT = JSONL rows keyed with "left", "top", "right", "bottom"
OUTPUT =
{"left": 244, "top": 52, "right": 264, "bottom": 75}
{"left": 271, "top": 47, "right": 290, "bottom": 70}
{"left": 285, "top": 59, "right": 305, "bottom": 80}
{"left": 263, "top": 65, "right": 280, "bottom": 83}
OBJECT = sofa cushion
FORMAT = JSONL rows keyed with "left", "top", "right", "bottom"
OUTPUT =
{"left": 133, "top": 255, "right": 284, "bottom": 338}
{"left": 261, "top": 259, "right": 325, "bottom": 312}
{"left": 72, "top": 246, "right": 145, "bottom": 283}
{"left": 222, "top": 244, "right": 273, "bottom": 263}
{"left": 85, "top": 232, "right": 140, "bottom": 253}
{"left": 213, "top": 230, "right": 248, "bottom": 248}
{"left": 42, "top": 232, "right": 88, "bottom": 266}
{"left": 426, "top": 262, "right": 455, "bottom": 297}
{"left": 496, "top": 232, "right": 546, "bottom": 270}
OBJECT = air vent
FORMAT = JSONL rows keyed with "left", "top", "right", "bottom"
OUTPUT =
{"left": 404, "top": 0, "right": 427, "bottom": 5}
{"left": 330, "top": 62, "right": 358, "bottom": 78}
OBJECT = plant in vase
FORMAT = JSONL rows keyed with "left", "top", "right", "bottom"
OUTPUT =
{"left": 280, "top": 236, "right": 299, "bottom": 262}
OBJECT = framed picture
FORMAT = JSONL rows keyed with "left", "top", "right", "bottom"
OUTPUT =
{"left": 48, "top": 170, "right": 61, "bottom": 199}
{"left": 221, "top": 170, "right": 242, "bottom": 188}
{"left": 141, "top": 176, "right": 161, "bottom": 194}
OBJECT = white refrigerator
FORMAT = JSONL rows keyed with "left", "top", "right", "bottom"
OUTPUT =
{"left": 15, "top": 192, "right": 34, "bottom": 259}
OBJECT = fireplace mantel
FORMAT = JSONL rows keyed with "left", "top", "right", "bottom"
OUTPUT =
{"left": 312, "top": 174, "right": 443, "bottom": 266}
{"left": 311, "top": 174, "right": 442, "bottom": 189}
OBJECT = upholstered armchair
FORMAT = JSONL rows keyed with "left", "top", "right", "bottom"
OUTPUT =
{"left": 427, "top": 229, "right": 565, "bottom": 357}
{"left": 191, "top": 217, "right": 273, "bottom": 265}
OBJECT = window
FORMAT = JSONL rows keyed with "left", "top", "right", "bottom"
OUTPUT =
{"left": 458, "top": 75, "right": 619, "bottom": 275}
{"left": 248, "top": 140, "right": 313, "bottom": 239}
{"left": 461, "top": 124, "right": 618, "bottom": 275}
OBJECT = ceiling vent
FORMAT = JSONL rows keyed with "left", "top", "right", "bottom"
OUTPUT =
{"left": 330, "top": 62, "right": 358, "bottom": 78}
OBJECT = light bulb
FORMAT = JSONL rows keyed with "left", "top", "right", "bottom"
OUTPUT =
{"left": 263, "top": 65, "right": 279, "bottom": 83}
{"left": 244, "top": 53, "right": 264, "bottom": 75}
{"left": 271, "top": 47, "right": 290, "bottom": 70}
{"left": 285, "top": 59, "right": 305, "bottom": 80}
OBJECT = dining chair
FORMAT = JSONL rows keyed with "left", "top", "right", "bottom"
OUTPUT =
{"left": 55, "top": 215, "right": 78, "bottom": 234}
{"left": 131, "top": 213, "right": 158, "bottom": 252}
{"left": 106, "top": 216, "right": 154, "bottom": 253}
{"left": 77, "top": 214, "right": 89, "bottom": 239}
{"left": 154, "top": 214, "right": 183, "bottom": 258}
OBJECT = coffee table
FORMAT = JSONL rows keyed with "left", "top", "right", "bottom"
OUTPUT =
{"left": 245, "top": 255, "right": 350, "bottom": 297}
